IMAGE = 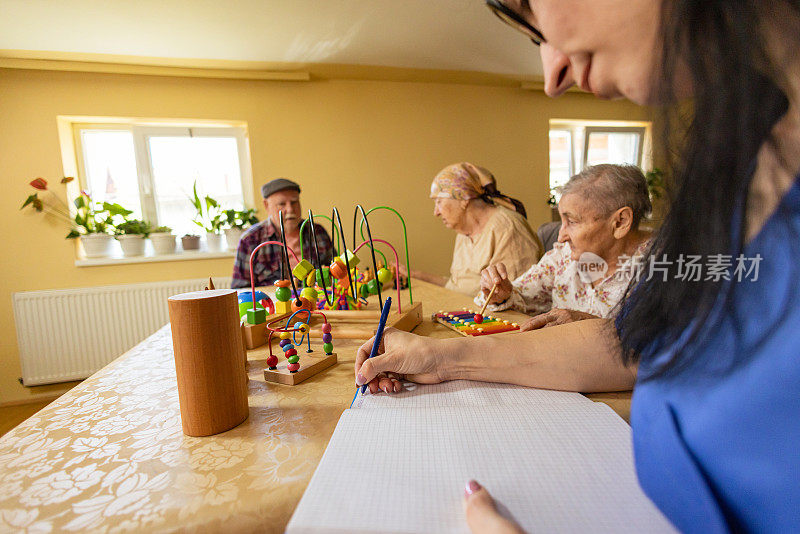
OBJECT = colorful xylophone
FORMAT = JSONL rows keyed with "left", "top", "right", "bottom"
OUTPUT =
{"left": 432, "top": 309, "right": 520, "bottom": 337}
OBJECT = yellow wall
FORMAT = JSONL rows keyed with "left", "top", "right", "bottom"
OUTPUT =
{"left": 0, "top": 67, "right": 649, "bottom": 404}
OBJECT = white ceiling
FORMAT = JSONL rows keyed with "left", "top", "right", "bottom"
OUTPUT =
{"left": 0, "top": 0, "right": 544, "bottom": 77}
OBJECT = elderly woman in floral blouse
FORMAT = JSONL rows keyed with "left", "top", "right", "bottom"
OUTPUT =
{"left": 476, "top": 164, "right": 652, "bottom": 331}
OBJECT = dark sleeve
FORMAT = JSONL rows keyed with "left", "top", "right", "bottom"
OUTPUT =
{"left": 231, "top": 235, "right": 253, "bottom": 289}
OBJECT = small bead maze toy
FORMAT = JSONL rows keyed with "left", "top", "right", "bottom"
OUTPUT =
{"left": 262, "top": 309, "right": 337, "bottom": 385}
{"left": 240, "top": 205, "right": 422, "bottom": 384}
{"left": 432, "top": 308, "right": 520, "bottom": 337}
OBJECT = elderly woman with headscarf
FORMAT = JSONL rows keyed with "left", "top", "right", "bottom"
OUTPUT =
{"left": 476, "top": 164, "right": 652, "bottom": 330}
{"left": 411, "top": 162, "right": 543, "bottom": 296}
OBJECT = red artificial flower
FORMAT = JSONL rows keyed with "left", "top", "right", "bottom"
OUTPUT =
{"left": 30, "top": 177, "right": 48, "bottom": 190}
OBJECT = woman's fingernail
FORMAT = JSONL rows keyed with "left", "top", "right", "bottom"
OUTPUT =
{"left": 464, "top": 479, "right": 481, "bottom": 497}
{"left": 356, "top": 373, "right": 366, "bottom": 386}
{"left": 382, "top": 386, "right": 389, "bottom": 394}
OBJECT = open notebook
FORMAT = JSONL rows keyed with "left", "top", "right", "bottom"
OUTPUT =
{"left": 287, "top": 381, "right": 676, "bottom": 534}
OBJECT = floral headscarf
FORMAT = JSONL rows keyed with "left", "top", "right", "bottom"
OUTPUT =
{"left": 430, "top": 162, "right": 527, "bottom": 218}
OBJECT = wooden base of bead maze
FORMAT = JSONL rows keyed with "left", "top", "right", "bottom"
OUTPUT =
{"left": 263, "top": 352, "right": 337, "bottom": 386}
{"left": 241, "top": 312, "right": 292, "bottom": 350}
{"left": 433, "top": 308, "right": 520, "bottom": 337}
{"left": 242, "top": 302, "right": 423, "bottom": 349}
{"left": 309, "top": 301, "right": 423, "bottom": 339}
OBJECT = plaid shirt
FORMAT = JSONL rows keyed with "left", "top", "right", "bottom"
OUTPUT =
{"left": 231, "top": 217, "right": 334, "bottom": 289}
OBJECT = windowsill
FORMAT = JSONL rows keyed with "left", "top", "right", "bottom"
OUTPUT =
{"left": 75, "top": 247, "right": 235, "bottom": 267}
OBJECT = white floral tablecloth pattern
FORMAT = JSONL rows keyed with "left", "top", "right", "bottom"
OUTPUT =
{"left": 0, "top": 325, "right": 356, "bottom": 533}
{"left": 0, "top": 281, "right": 629, "bottom": 533}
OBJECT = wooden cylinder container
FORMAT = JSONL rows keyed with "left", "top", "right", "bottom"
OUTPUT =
{"left": 168, "top": 289, "right": 249, "bottom": 436}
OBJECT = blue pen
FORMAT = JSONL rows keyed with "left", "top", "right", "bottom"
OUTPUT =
{"left": 360, "top": 296, "right": 392, "bottom": 394}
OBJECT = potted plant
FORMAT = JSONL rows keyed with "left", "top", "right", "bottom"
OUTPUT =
{"left": 189, "top": 181, "right": 225, "bottom": 252}
{"left": 181, "top": 234, "right": 201, "bottom": 251}
{"left": 222, "top": 208, "right": 259, "bottom": 251}
{"left": 150, "top": 225, "right": 176, "bottom": 255}
{"left": 20, "top": 178, "right": 129, "bottom": 258}
{"left": 547, "top": 188, "right": 560, "bottom": 222}
{"left": 114, "top": 219, "right": 151, "bottom": 257}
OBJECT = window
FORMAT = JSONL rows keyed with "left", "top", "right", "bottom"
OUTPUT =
{"left": 548, "top": 120, "right": 651, "bottom": 194}
{"left": 73, "top": 122, "right": 253, "bottom": 237}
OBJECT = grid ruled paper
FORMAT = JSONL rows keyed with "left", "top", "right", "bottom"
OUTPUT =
{"left": 351, "top": 379, "right": 592, "bottom": 410}
{"left": 288, "top": 395, "right": 676, "bottom": 533}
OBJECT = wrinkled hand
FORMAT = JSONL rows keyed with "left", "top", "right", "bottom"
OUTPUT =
{"left": 519, "top": 308, "right": 599, "bottom": 331}
{"left": 355, "top": 328, "right": 447, "bottom": 394}
{"left": 480, "top": 264, "right": 513, "bottom": 304}
{"left": 464, "top": 480, "right": 526, "bottom": 534}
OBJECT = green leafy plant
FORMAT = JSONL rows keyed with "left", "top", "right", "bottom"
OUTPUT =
{"left": 546, "top": 188, "right": 559, "bottom": 207}
{"left": 114, "top": 219, "right": 152, "bottom": 237}
{"left": 645, "top": 167, "right": 666, "bottom": 200}
{"left": 20, "top": 177, "right": 134, "bottom": 239}
{"left": 223, "top": 208, "right": 259, "bottom": 230}
{"left": 152, "top": 225, "right": 173, "bottom": 233}
{"left": 189, "top": 181, "right": 224, "bottom": 233}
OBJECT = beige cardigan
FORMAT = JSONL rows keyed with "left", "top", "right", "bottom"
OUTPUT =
{"left": 445, "top": 206, "right": 543, "bottom": 296}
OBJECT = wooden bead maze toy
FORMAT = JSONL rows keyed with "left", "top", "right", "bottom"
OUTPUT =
{"left": 433, "top": 308, "right": 520, "bottom": 337}
{"left": 292, "top": 205, "right": 422, "bottom": 339}
{"left": 240, "top": 206, "right": 422, "bottom": 383}
{"left": 262, "top": 308, "right": 337, "bottom": 385}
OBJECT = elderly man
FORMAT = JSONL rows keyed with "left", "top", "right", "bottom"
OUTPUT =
{"left": 231, "top": 178, "right": 334, "bottom": 289}
{"left": 476, "top": 164, "right": 653, "bottom": 330}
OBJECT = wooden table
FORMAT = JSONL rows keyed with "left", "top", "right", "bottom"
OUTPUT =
{"left": 0, "top": 280, "right": 630, "bottom": 533}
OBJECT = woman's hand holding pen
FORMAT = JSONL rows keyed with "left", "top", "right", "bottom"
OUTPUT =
{"left": 355, "top": 328, "right": 449, "bottom": 394}
{"left": 480, "top": 264, "right": 513, "bottom": 304}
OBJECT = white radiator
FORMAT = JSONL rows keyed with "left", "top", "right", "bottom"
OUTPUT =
{"left": 13, "top": 277, "right": 231, "bottom": 386}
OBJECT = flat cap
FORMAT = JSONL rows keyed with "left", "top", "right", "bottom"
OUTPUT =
{"left": 261, "top": 178, "right": 301, "bottom": 199}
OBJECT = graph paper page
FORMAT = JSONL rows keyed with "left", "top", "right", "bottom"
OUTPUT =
{"left": 287, "top": 402, "right": 676, "bottom": 534}
{"left": 351, "top": 379, "right": 592, "bottom": 410}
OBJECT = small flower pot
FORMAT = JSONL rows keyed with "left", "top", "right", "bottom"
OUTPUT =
{"left": 117, "top": 235, "right": 146, "bottom": 257}
{"left": 181, "top": 235, "right": 201, "bottom": 251}
{"left": 224, "top": 228, "right": 244, "bottom": 251}
{"left": 150, "top": 232, "right": 176, "bottom": 255}
{"left": 80, "top": 233, "right": 114, "bottom": 258}
{"left": 206, "top": 232, "right": 225, "bottom": 252}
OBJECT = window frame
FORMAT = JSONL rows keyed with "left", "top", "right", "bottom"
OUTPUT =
{"left": 581, "top": 126, "right": 646, "bottom": 170}
{"left": 71, "top": 121, "right": 255, "bottom": 229}
{"left": 547, "top": 128, "right": 575, "bottom": 189}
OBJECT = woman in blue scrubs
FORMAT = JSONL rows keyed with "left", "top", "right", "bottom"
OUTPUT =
{"left": 355, "top": 0, "right": 800, "bottom": 531}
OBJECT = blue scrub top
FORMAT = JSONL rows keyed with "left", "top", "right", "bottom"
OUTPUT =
{"left": 630, "top": 177, "right": 800, "bottom": 532}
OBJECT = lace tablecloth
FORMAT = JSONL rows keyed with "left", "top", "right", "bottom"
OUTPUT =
{"left": 0, "top": 281, "right": 630, "bottom": 533}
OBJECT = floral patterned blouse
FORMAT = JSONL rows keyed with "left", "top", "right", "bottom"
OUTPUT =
{"left": 474, "top": 239, "right": 651, "bottom": 318}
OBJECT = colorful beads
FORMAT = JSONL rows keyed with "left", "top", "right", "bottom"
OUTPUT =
{"left": 377, "top": 267, "right": 392, "bottom": 284}
{"left": 285, "top": 348, "right": 297, "bottom": 358}
{"left": 322, "top": 333, "right": 332, "bottom": 343}
{"left": 293, "top": 321, "right": 309, "bottom": 333}
{"left": 279, "top": 332, "right": 291, "bottom": 340}
{"left": 323, "top": 342, "right": 333, "bottom": 354}
{"left": 316, "top": 267, "right": 331, "bottom": 286}
{"left": 266, "top": 354, "right": 278, "bottom": 369}
{"left": 330, "top": 258, "right": 348, "bottom": 279}
{"left": 321, "top": 323, "right": 332, "bottom": 334}
{"left": 291, "top": 259, "right": 314, "bottom": 281}
{"left": 300, "top": 287, "right": 318, "bottom": 301}
{"left": 282, "top": 343, "right": 295, "bottom": 352}
{"left": 366, "top": 280, "right": 379, "bottom": 295}
{"left": 291, "top": 297, "right": 314, "bottom": 312}
{"left": 279, "top": 338, "right": 291, "bottom": 348}
{"left": 275, "top": 286, "right": 291, "bottom": 302}
{"left": 287, "top": 354, "right": 299, "bottom": 364}
{"left": 287, "top": 363, "right": 300, "bottom": 373}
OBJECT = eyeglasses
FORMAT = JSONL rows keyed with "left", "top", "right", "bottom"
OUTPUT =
{"left": 485, "top": 0, "right": 545, "bottom": 46}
